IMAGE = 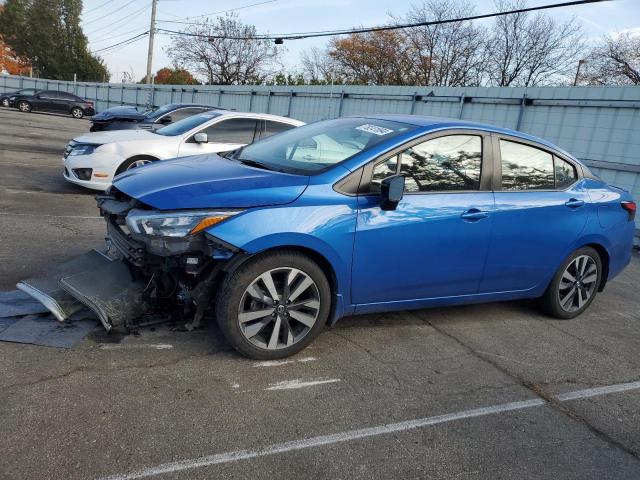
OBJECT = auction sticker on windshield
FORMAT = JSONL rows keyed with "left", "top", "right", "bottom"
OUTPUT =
{"left": 355, "top": 124, "right": 394, "bottom": 136}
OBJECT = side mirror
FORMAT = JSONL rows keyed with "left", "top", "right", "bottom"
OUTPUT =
{"left": 380, "top": 175, "right": 405, "bottom": 211}
{"left": 194, "top": 132, "right": 208, "bottom": 144}
{"left": 159, "top": 115, "right": 172, "bottom": 124}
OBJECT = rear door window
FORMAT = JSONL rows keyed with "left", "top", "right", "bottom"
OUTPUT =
{"left": 204, "top": 118, "right": 259, "bottom": 144}
{"left": 554, "top": 157, "right": 578, "bottom": 189}
{"left": 500, "top": 140, "right": 555, "bottom": 190}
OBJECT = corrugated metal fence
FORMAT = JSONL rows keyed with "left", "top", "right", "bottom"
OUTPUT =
{"left": 2, "top": 74, "right": 639, "bottom": 237}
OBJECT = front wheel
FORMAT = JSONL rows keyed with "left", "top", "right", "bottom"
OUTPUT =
{"left": 71, "top": 107, "right": 84, "bottom": 119}
{"left": 17, "top": 100, "right": 31, "bottom": 112}
{"left": 540, "top": 246, "right": 602, "bottom": 319}
{"left": 216, "top": 251, "right": 331, "bottom": 359}
{"left": 1, "top": 98, "right": 9, "bottom": 107}
{"left": 116, "top": 156, "right": 156, "bottom": 174}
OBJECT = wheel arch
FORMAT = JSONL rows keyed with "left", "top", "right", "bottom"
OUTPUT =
{"left": 116, "top": 154, "right": 160, "bottom": 174}
{"left": 584, "top": 242, "right": 610, "bottom": 292}
{"left": 220, "top": 241, "right": 348, "bottom": 325}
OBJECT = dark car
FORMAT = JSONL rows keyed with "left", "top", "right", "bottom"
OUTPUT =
{"left": 0, "top": 88, "right": 38, "bottom": 107}
{"left": 89, "top": 103, "right": 213, "bottom": 132}
{"left": 13, "top": 90, "right": 95, "bottom": 118}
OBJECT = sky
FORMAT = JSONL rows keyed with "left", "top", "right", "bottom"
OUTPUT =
{"left": 82, "top": 0, "right": 640, "bottom": 82}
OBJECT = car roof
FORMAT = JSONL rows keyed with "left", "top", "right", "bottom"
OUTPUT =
{"left": 214, "top": 110, "right": 305, "bottom": 125}
{"left": 164, "top": 103, "right": 221, "bottom": 110}
{"left": 360, "top": 114, "right": 568, "bottom": 157}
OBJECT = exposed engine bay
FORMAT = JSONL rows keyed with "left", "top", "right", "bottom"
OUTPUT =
{"left": 18, "top": 188, "right": 243, "bottom": 332}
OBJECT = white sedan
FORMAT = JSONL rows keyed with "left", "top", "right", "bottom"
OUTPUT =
{"left": 63, "top": 110, "right": 304, "bottom": 190}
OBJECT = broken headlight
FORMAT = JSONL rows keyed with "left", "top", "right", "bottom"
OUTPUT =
{"left": 125, "top": 209, "right": 241, "bottom": 237}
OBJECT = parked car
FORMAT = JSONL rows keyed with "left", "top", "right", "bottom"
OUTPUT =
{"left": 89, "top": 103, "right": 214, "bottom": 132}
{"left": 12, "top": 89, "right": 95, "bottom": 118}
{"left": 0, "top": 87, "right": 38, "bottom": 107}
{"left": 21, "top": 116, "right": 636, "bottom": 359}
{"left": 63, "top": 110, "right": 303, "bottom": 190}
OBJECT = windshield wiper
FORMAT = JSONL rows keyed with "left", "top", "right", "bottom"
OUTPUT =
{"left": 238, "top": 159, "right": 274, "bottom": 171}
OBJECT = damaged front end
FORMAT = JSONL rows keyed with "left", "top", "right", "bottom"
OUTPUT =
{"left": 18, "top": 187, "right": 243, "bottom": 332}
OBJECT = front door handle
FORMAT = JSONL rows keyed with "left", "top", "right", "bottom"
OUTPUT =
{"left": 565, "top": 198, "right": 585, "bottom": 209}
{"left": 461, "top": 209, "right": 489, "bottom": 221}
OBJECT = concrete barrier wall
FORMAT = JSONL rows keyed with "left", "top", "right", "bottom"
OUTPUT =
{"left": 2, "top": 74, "right": 639, "bottom": 238}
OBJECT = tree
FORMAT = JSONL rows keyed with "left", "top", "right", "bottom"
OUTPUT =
{"left": 152, "top": 67, "right": 200, "bottom": 85}
{"left": 327, "top": 30, "right": 413, "bottom": 85}
{"left": 0, "top": 37, "right": 31, "bottom": 75}
{"left": 165, "top": 13, "right": 280, "bottom": 85}
{"left": 395, "top": 0, "right": 487, "bottom": 87}
{"left": 0, "top": 0, "right": 108, "bottom": 81}
{"left": 583, "top": 33, "right": 640, "bottom": 85}
{"left": 300, "top": 47, "right": 338, "bottom": 84}
{"left": 485, "top": 0, "right": 585, "bottom": 86}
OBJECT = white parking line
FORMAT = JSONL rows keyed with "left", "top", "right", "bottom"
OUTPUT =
{"left": 96, "top": 380, "right": 640, "bottom": 480}
{"left": 99, "top": 344, "right": 174, "bottom": 351}
{"left": 253, "top": 357, "right": 318, "bottom": 367}
{"left": 265, "top": 378, "right": 341, "bottom": 390}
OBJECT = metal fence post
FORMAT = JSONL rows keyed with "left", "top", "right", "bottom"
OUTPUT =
{"left": 286, "top": 91, "right": 294, "bottom": 117}
{"left": 458, "top": 95, "right": 466, "bottom": 118}
{"left": 248, "top": 90, "right": 254, "bottom": 111}
{"left": 410, "top": 91, "right": 418, "bottom": 114}
{"left": 516, "top": 94, "right": 527, "bottom": 131}
{"left": 337, "top": 91, "right": 345, "bottom": 118}
{"left": 266, "top": 90, "right": 272, "bottom": 113}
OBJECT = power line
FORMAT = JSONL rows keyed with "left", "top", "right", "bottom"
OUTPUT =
{"left": 157, "top": 0, "right": 611, "bottom": 42}
{"left": 91, "top": 26, "right": 149, "bottom": 44}
{"left": 83, "top": 0, "right": 139, "bottom": 26}
{"left": 155, "top": 0, "right": 279, "bottom": 25}
{"left": 90, "top": 31, "right": 149, "bottom": 54}
{"left": 82, "top": 0, "right": 113, "bottom": 16}
{"left": 86, "top": 3, "right": 152, "bottom": 36}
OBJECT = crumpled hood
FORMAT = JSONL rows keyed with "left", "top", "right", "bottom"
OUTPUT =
{"left": 73, "top": 129, "right": 157, "bottom": 144}
{"left": 92, "top": 106, "right": 146, "bottom": 122}
{"left": 113, "top": 154, "right": 310, "bottom": 210}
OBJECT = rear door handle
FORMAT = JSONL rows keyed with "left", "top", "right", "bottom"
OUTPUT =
{"left": 565, "top": 198, "right": 585, "bottom": 209}
{"left": 461, "top": 209, "right": 489, "bottom": 221}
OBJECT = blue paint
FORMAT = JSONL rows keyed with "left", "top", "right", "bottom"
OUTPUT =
{"left": 114, "top": 117, "right": 636, "bottom": 323}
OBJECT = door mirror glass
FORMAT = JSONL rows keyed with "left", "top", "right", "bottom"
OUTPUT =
{"left": 380, "top": 175, "right": 405, "bottom": 211}
{"left": 194, "top": 132, "right": 208, "bottom": 143}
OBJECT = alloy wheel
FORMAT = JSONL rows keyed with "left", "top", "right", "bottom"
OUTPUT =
{"left": 557, "top": 255, "right": 598, "bottom": 313}
{"left": 71, "top": 108, "right": 83, "bottom": 118}
{"left": 238, "top": 267, "right": 321, "bottom": 350}
{"left": 1, "top": 99, "right": 8, "bottom": 107}
{"left": 18, "top": 101, "right": 30, "bottom": 112}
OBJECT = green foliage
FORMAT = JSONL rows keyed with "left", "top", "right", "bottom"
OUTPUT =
{"left": 0, "top": 0, "right": 109, "bottom": 81}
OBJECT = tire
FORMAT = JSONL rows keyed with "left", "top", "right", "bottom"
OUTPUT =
{"left": 71, "top": 107, "right": 84, "bottom": 119}
{"left": 116, "top": 156, "right": 157, "bottom": 174}
{"left": 216, "top": 250, "right": 331, "bottom": 359}
{"left": 17, "top": 100, "right": 32, "bottom": 113}
{"left": 540, "top": 246, "right": 602, "bottom": 319}
{"left": 1, "top": 98, "right": 9, "bottom": 107}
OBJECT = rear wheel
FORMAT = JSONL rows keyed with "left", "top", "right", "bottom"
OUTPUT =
{"left": 116, "top": 156, "right": 157, "bottom": 174}
{"left": 17, "top": 100, "right": 31, "bottom": 112}
{"left": 540, "top": 246, "right": 601, "bottom": 319}
{"left": 71, "top": 107, "right": 84, "bottom": 119}
{"left": 216, "top": 251, "right": 331, "bottom": 359}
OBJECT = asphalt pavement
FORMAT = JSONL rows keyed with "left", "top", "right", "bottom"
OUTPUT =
{"left": 0, "top": 107, "right": 639, "bottom": 480}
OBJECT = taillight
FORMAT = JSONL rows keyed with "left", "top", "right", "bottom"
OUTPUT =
{"left": 621, "top": 201, "right": 636, "bottom": 221}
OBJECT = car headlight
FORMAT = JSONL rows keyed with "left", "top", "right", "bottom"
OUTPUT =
{"left": 69, "top": 144, "right": 99, "bottom": 156}
{"left": 125, "top": 209, "right": 242, "bottom": 237}
{"left": 9, "top": 96, "right": 16, "bottom": 101}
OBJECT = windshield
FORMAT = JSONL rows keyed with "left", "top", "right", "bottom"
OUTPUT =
{"left": 236, "top": 117, "right": 415, "bottom": 174}
{"left": 155, "top": 111, "right": 221, "bottom": 136}
{"left": 145, "top": 104, "right": 175, "bottom": 120}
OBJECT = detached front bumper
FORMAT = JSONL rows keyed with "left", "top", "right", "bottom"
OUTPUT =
{"left": 18, "top": 189, "right": 242, "bottom": 332}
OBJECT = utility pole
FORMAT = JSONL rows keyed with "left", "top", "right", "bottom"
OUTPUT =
{"left": 145, "top": 0, "right": 158, "bottom": 84}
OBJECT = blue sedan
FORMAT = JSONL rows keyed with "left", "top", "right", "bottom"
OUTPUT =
{"left": 31, "top": 116, "right": 637, "bottom": 359}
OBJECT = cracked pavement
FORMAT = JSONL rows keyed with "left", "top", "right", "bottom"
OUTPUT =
{"left": 1, "top": 107, "right": 639, "bottom": 479}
